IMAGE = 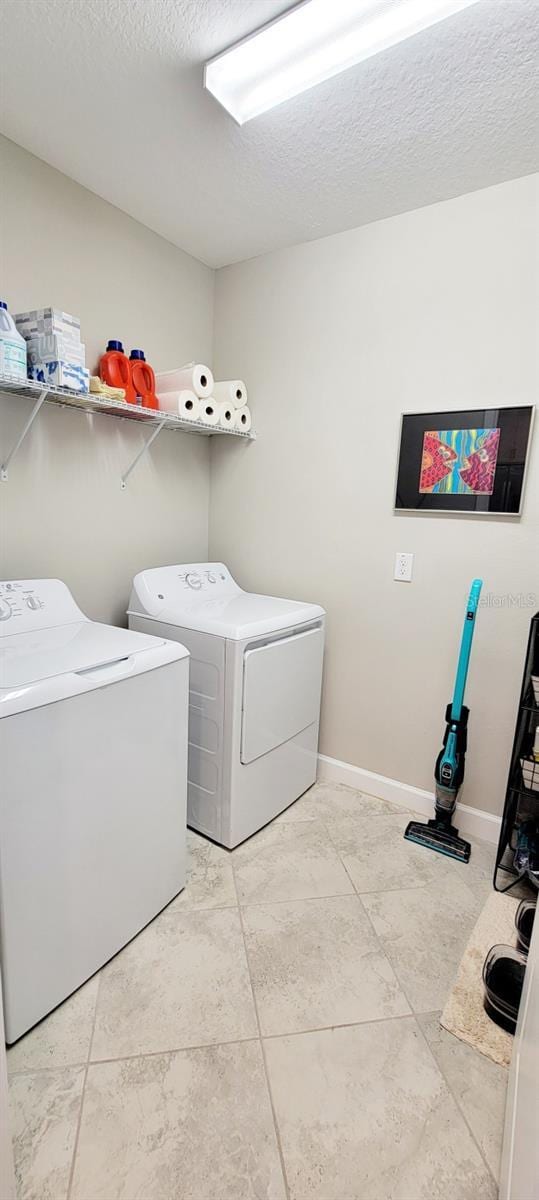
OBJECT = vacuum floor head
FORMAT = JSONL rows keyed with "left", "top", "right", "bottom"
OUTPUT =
{"left": 404, "top": 819, "right": 471, "bottom": 863}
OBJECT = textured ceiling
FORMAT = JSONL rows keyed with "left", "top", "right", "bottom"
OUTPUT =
{"left": 0, "top": 0, "right": 537, "bottom": 267}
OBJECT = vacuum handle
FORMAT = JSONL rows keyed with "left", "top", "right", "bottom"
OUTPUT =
{"left": 468, "top": 579, "right": 483, "bottom": 612}
{"left": 451, "top": 578, "right": 483, "bottom": 721}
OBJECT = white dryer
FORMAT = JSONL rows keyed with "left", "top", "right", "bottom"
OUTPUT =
{"left": 0, "top": 579, "right": 189, "bottom": 1043}
{"left": 128, "top": 564, "right": 325, "bottom": 848}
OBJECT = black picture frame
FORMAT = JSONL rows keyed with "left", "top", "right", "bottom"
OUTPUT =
{"left": 395, "top": 406, "right": 534, "bottom": 516}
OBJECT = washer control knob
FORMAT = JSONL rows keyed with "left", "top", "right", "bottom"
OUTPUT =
{"left": 185, "top": 572, "right": 202, "bottom": 590}
{"left": 0, "top": 599, "right": 12, "bottom": 620}
{"left": 206, "top": 571, "right": 216, "bottom": 584}
{"left": 26, "top": 595, "right": 41, "bottom": 610}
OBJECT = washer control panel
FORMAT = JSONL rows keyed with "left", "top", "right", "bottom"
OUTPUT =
{"left": 0, "top": 581, "right": 45, "bottom": 623}
{"left": 0, "top": 579, "right": 85, "bottom": 634}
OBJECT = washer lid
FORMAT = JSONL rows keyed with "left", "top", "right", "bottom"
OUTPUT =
{"left": 0, "top": 621, "right": 182, "bottom": 689}
{"left": 129, "top": 563, "right": 324, "bottom": 640}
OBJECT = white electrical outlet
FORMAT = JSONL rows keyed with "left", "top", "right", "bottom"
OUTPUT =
{"left": 394, "top": 552, "right": 414, "bottom": 582}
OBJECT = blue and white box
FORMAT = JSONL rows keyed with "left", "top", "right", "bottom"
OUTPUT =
{"left": 29, "top": 360, "right": 90, "bottom": 394}
{"left": 17, "top": 307, "right": 87, "bottom": 389}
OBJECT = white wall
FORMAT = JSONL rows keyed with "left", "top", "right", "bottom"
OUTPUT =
{"left": 1, "top": 140, "right": 537, "bottom": 819}
{"left": 0, "top": 136, "right": 214, "bottom": 624}
{"left": 210, "top": 175, "right": 539, "bottom": 818}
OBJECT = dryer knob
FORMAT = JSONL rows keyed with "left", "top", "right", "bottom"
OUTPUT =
{"left": 26, "top": 595, "right": 41, "bottom": 610}
{"left": 185, "top": 572, "right": 202, "bottom": 590}
{"left": 0, "top": 599, "right": 12, "bottom": 620}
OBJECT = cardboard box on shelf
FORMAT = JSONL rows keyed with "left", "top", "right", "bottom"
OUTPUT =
{"left": 29, "top": 359, "right": 90, "bottom": 393}
{"left": 27, "top": 335, "right": 86, "bottom": 366}
{"left": 15, "top": 308, "right": 81, "bottom": 343}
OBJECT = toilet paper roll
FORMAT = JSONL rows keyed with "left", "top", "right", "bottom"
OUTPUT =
{"left": 199, "top": 398, "right": 221, "bottom": 427}
{"left": 213, "top": 379, "right": 248, "bottom": 409}
{"left": 155, "top": 363, "right": 214, "bottom": 399}
{"left": 234, "top": 405, "right": 252, "bottom": 433}
{"left": 157, "top": 390, "right": 200, "bottom": 420}
{"left": 219, "top": 403, "right": 236, "bottom": 430}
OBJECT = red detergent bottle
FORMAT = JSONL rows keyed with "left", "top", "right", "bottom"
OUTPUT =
{"left": 129, "top": 349, "right": 159, "bottom": 410}
{"left": 99, "top": 340, "right": 136, "bottom": 405}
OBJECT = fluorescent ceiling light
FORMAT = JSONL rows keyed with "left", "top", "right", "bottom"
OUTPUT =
{"left": 204, "top": 0, "right": 480, "bottom": 124}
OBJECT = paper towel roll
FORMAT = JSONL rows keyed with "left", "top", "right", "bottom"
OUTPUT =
{"left": 213, "top": 379, "right": 248, "bottom": 409}
{"left": 219, "top": 403, "right": 236, "bottom": 430}
{"left": 234, "top": 405, "right": 252, "bottom": 433}
{"left": 155, "top": 363, "right": 214, "bottom": 399}
{"left": 157, "top": 390, "right": 200, "bottom": 420}
{"left": 199, "top": 399, "right": 221, "bottom": 427}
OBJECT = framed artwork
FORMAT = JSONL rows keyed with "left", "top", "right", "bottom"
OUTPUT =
{"left": 395, "top": 406, "right": 534, "bottom": 515}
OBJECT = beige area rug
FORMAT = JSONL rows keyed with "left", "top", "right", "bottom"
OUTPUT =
{"left": 441, "top": 891, "right": 519, "bottom": 1067}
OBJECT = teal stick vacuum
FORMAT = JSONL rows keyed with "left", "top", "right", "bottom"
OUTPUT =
{"left": 404, "top": 579, "right": 483, "bottom": 863}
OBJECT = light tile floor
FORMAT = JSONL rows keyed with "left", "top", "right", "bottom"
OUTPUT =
{"left": 8, "top": 782, "right": 507, "bottom": 1200}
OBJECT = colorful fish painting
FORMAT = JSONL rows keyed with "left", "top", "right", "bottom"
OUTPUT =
{"left": 419, "top": 427, "right": 500, "bottom": 495}
{"left": 419, "top": 433, "right": 458, "bottom": 491}
{"left": 459, "top": 428, "right": 500, "bottom": 494}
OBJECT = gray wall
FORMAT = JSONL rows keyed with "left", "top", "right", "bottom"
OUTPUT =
{"left": 210, "top": 174, "right": 539, "bottom": 817}
{"left": 0, "top": 137, "right": 214, "bottom": 624}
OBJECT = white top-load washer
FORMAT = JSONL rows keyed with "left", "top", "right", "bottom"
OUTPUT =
{"left": 0, "top": 579, "right": 189, "bottom": 1043}
{"left": 128, "top": 564, "right": 325, "bottom": 848}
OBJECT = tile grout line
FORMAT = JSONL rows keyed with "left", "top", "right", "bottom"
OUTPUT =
{"left": 355, "top": 892, "right": 418, "bottom": 1014}
{"left": 230, "top": 857, "right": 291, "bottom": 1200}
{"left": 236, "top": 804, "right": 421, "bottom": 1037}
{"left": 324, "top": 819, "right": 421, "bottom": 1020}
{"left": 324, "top": 810, "right": 492, "bottom": 1017}
{"left": 413, "top": 1016, "right": 502, "bottom": 1190}
{"left": 261, "top": 1011, "right": 420, "bottom": 1041}
{"left": 354, "top": 879, "right": 493, "bottom": 1017}
{"left": 8, "top": 1034, "right": 264, "bottom": 1077}
{"left": 237, "top": 887, "right": 414, "bottom": 908}
{"left": 82, "top": 1034, "right": 261, "bottom": 1069}
{"left": 11, "top": 1007, "right": 487, "bottom": 1072}
{"left": 165, "top": 899, "right": 238, "bottom": 915}
{"left": 328, "top": 819, "right": 501, "bottom": 1188}
{"left": 8, "top": 1060, "right": 89, "bottom": 1078}
{"left": 338, "top": 842, "right": 500, "bottom": 1185}
{"left": 66, "top": 969, "right": 103, "bottom": 1200}
{"left": 320, "top": 814, "right": 432, "bottom": 899}
{"left": 238, "top": 823, "right": 421, "bottom": 1028}
{"left": 9, "top": 1009, "right": 459, "bottom": 1068}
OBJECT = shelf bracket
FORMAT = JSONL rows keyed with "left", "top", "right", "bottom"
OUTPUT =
{"left": 120, "top": 418, "right": 167, "bottom": 489}
{"left": 1, "top": 389, "right": 48, "bottom": 481}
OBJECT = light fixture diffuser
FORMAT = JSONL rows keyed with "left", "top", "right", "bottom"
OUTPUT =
{"left": 204, "top": 0, "right": 481, "bottom": 124}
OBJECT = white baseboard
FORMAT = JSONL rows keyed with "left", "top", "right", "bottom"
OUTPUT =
{"left": 317, "top": 753, "right": 501, "bottom": 846}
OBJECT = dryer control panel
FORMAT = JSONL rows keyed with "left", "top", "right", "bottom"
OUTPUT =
{"left": 178, "top": 566, "right": 230, "bottom": 592}
{"left": 130, "top": 563, "right": 241, "bottom": 620}
{"left": 0, "top": 579, "right": 86, "bottom": 634}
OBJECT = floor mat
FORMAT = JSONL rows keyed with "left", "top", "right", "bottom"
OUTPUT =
{"left": 441, "top": 890, "right": 518, "bottom": 1067}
